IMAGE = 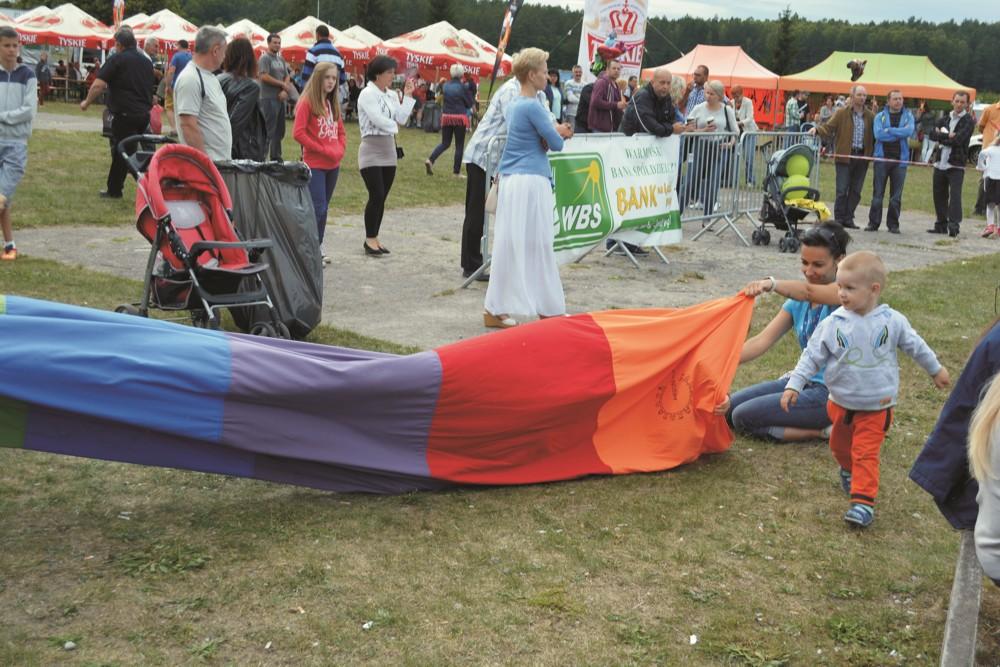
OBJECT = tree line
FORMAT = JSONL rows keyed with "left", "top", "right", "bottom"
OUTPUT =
{"left": 14, "top": 0, "right": 997, "bottom": 96}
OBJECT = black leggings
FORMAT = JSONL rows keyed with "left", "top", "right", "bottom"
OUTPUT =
{"left": 360, "top": 166, "right": 397, "bottom": 238}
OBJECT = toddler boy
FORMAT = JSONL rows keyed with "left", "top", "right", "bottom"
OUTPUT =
{"left": 780, "top": 251, "right": 950, "bottom": 527}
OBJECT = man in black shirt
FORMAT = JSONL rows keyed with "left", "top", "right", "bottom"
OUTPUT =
{"left": 80, "top": 28, "right": 154, "bottom": 199}
{"left": 866, "top": 89, "right": 914, "bottom": 233}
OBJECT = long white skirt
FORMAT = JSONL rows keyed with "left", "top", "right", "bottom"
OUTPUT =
{"left": 484, "top": 173, "right": 566, "bottom": 318}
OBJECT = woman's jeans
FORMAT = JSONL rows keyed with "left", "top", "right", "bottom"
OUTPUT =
{"left": 308, "top": 166, "right": 340, "bottom": 244}
{"left": 728, "top": 377, "right": 831, "bottom": 441}
{"left": 429, "top": 124, "right": 467, "bottom": 174}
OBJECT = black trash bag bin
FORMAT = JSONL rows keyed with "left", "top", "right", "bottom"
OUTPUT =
{"left": 216, "top": 160, "right": 323, "bottom": 339}
{"left": 422, "top": 101, "right": 441, "bottom": 133}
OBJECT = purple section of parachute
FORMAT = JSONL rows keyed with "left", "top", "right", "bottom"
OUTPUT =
{"left": 23, "top": 403, "right": 451, "bottom": 494}
{"left": 221, "top": 334, "right": 443, "bottom": 480}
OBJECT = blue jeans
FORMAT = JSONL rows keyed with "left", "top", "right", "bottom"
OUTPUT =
{"left": 868, "top": 162, "right": 906, "bottom": 230}
{"left": 728, "top": 377, "right": 831, "bottom": 441}
{"left": 308, "top": 166, "right": 340, "bottom": 244}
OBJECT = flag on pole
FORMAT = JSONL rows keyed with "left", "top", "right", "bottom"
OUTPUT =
{"left": 577, "top": 0, "right": 649, "bottom": 81}
{"left": 112, "top": 0, "right": 125, "bottom": 30}
{"left": 486, "top": 0, "right": 525, "bottom": 103}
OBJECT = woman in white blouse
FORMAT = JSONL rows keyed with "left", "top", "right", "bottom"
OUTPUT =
{"left": 357, "top": 55, "right": 415, "bottom": 256}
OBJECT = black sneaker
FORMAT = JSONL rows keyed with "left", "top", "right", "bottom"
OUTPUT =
{"left": 927, "top": 226, "right": 947, "bottom": 234}
{"left": 841, "top": 221, "right": 859, "bottom": 229}
{"left": 864, "top": 224, "right": 878, "bottom": 232}
{"left": 948, "top": 225, "right": 960, "bottom": 238}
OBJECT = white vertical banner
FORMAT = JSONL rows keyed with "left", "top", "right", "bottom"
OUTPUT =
{"left": 575, "top": 0, "right": 648, "bottom": 81}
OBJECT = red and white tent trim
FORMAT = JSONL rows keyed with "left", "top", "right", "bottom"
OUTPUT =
{"left": 380, "top": 21, "right": 511, "bottom": 80}
{"left": 130, "top": 8, "right": 198, "bottom": 52}
{"left": 17, "top": 3, "right": 112, "bottom": 49}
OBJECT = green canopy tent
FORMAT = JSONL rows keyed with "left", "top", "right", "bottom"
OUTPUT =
{"left": 778, "top": 51, "right": 975, "bottom": 102}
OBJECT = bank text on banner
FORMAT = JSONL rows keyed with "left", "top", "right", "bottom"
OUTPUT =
{"left": 551, "top": 134, "right": 681, "bottom": 264}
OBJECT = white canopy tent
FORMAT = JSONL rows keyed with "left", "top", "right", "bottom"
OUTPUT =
{"left": 341, "top": 25, "right": 381, "bottom": 46}
{"left": 15, "top": 6, "right": 51, "bottom": 24}
{"left": 278, "top": 16, "right": 372, "bottom": 70}
{"left": 18, "top": 3, "right": 112, "bottom": 49}
{"left": 131, "top": 8, "right": 198, "bottom": 52}
{"left": 381, "top": 21, "right": 511, "bottom": 79}
{"left": 226, "top": 18, "right": 269, "bottom": 50}
{"left": 121, "top": 13, "right": 148, "bottom": 28}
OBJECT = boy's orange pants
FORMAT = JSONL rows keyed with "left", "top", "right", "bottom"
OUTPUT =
{"left": 827, "top": 401, "right": 894, "bottom": 507}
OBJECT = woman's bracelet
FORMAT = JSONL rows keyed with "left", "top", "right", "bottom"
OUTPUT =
{"left": 766, "top": 276, "right": 777, "bottom": 294}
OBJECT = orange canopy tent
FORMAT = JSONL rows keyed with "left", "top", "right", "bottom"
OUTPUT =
{"left": 778, "top": 51, "right": 976, "bottom": 102}
{"left": 641, "top": 44, "right": 780, "bottom": 127}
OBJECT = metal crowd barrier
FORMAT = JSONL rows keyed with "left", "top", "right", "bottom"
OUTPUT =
{"left": 676, "top": 130, "right": 744, "bottom": 244}
{"left": 459, "top": 129, "right": 825, "bottom": 286}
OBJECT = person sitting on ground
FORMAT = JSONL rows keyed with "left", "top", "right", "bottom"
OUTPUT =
{"left": 0, "top": 26, "right": 37, "bottom": 262}
{"left": 217, "top": 38, "right": 268, "bottom": 161}
{"left": 780, "top": 251, "right": 949, "bottom": 528}
{"left": 716, "top": 223, "right": 852, "bottom": 442}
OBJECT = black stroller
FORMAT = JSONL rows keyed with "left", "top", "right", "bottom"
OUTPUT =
{"left": 114, "top": 135, "right": 290, "bottom": 338}
{"left": 753, "top": 143, "right": 826, "bottom": 253}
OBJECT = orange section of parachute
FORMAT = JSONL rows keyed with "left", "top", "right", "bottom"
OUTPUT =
{"left": 590, "top": 295, "right": 755, "bottom": 473}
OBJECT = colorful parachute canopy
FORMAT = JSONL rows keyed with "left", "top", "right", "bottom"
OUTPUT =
{"left": 0, "top": 294, "right": 753, "bottom": 494}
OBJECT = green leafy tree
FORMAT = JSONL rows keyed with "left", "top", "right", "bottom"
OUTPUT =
{"left": 355, "top": 0, "right": 388, "bottom": 38}
{"left": 428, "top": 0, "right": 453, "bottom": 25}
{"left": 770, "top": 6, "right": 796, "bottom": 75}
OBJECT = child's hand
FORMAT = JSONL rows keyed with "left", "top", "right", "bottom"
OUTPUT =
{"left": 933, "top": 367, "right": 951, "bottom": 389}
{"left": 780, "top": 389, "right": 798, "bottom": 412}
{"left": 713, "top": 394, "right": 731, "bottom": 415}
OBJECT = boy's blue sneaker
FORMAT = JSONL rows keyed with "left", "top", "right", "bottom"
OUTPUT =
{"left": 839, "top": 468, "right": 852, "bottom": 495}
{"left": 844, "top": 503, "right": 874, "bottom": 528}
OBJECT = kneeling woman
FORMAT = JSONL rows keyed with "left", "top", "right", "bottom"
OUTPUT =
{"left": 716, "top": 222, "right": 851, "bottom": 441}
{"left": 483, "top": 48, "right": 574, "bottom": 328}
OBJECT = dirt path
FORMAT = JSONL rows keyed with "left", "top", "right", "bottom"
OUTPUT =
{"left": 34, "top": 110, "right": 102, "bottom": 133}
{"left": 16, "top": 203, "right": 999, "bottom": 350}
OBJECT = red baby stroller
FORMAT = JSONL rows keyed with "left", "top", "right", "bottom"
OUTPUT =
{"left": 115, "top": 136, "right": 289, "bottom": 337}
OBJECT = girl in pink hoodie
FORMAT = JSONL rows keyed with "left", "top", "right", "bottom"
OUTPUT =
{"left": 293, "top": 61, "right": 347, "bottom": 260}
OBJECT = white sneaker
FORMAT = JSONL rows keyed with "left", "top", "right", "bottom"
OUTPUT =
{"left": 322, "top": 254, "right": 331, "bottom": 265}
{"left": 820, "top": 425, "right": 832, "bottom": 439}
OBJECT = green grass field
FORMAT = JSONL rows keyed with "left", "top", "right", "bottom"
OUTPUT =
{"left": 2, "top": 110, "right": 999, "bottom": 664}
{"left": 2, "top": 252, "right": 1000, "bottom": 664}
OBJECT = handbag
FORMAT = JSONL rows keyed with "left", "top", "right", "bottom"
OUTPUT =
{"left": 484, "top": 177, "right": 499, "bottom": 214}
{"left": 101, "top": 106, "right": 114, "bottom": 138}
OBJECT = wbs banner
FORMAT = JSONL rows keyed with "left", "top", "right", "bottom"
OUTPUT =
{"left": 577, "top": 0, "right": 648, "bottom": 80}
{"left": 550, "top": 134, "right": 681, "bottom": 264}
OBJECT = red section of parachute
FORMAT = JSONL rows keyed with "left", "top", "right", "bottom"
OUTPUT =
{"left": 426, "top": 314, "right": 617, "bottom": 484}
